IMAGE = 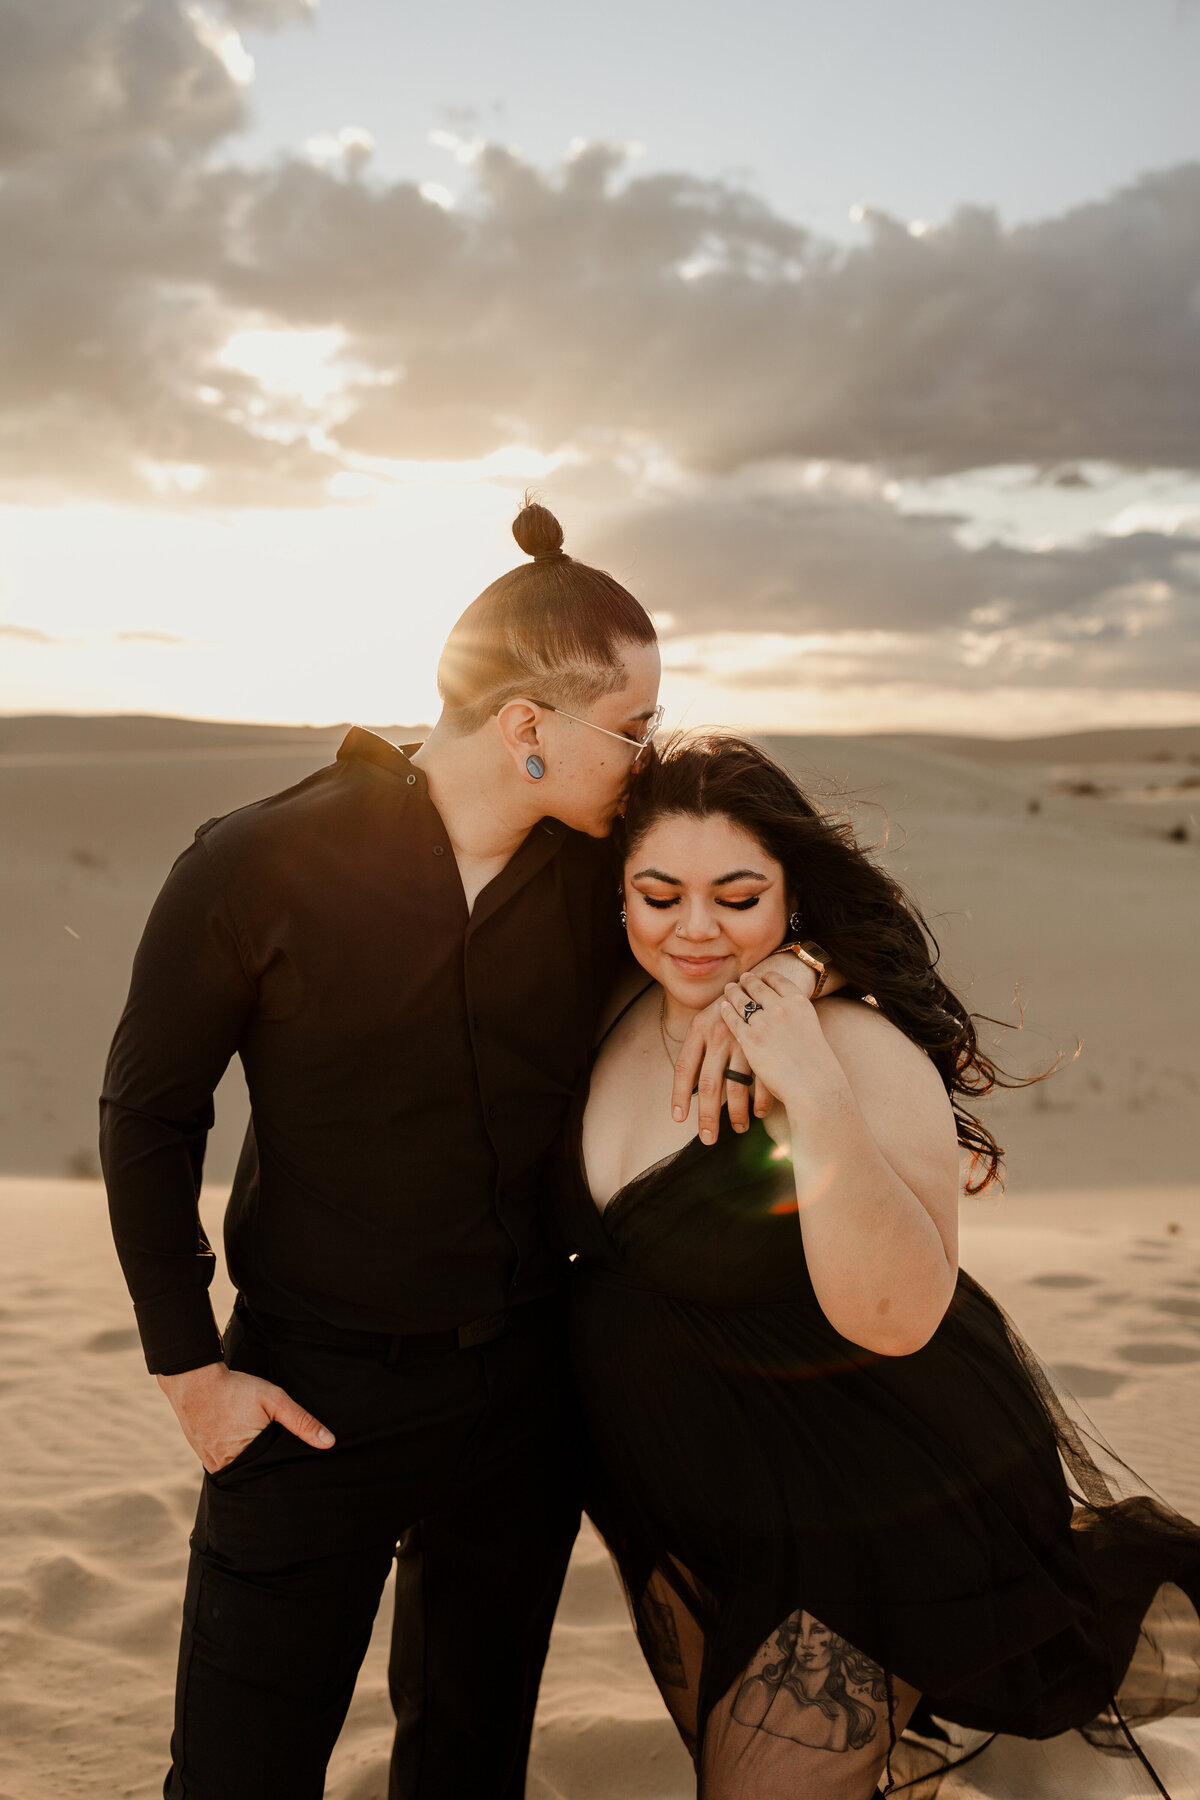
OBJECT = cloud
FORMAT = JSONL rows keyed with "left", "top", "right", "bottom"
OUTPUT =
{"left": 3, "top": 0, "right": 1200, "bottom": 506}
{"left": 0, "top": 621, "right": 58, "bottom": 642}
{"left": 589, "top": 482, "right": 1200, "bottom": 633}
{"left": 579, "top": 474, "right": 1200, "bottom": 694}
{"left": 218, "top": 0, "right": 316, "bottom": 25}
{"left": 0, "top": 4, "right": 1191, "bottom": 728}
{"left": 223, "top": 142, "right": 1200, "bottom": 479}
{"left": 0, "top": 0, "right": 1196, "bottom": 734}
{"left": 0, "top": 0, "right": 248, "bottom": 165}
{"left": 0, "top": 620, "right": 192, "bottom": 646}
{"left": 0, "top": 0, "right": 302, "bottom": 503}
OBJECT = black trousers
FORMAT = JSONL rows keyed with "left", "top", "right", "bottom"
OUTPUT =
{"left": 164, "top": 1295, "right": 580, "bottom": 1800}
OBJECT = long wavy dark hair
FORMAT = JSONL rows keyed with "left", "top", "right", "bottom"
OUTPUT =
{"left": 622, "top": 731, "right": 1040, "bottom": 1193}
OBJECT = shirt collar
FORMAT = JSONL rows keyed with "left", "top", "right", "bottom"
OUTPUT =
{"left": 335, "top": 725, "right": 572, "bottom": 859}
{"left": 336, "top": 727, "right": 428, "bottom": 792}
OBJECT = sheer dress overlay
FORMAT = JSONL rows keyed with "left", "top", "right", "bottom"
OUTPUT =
{"left": 552, "top": 1086, "right": 1200, "bottom": 1795}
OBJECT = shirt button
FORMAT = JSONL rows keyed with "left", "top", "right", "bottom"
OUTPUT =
{"left": 487, "top": 1104, "right": 497, "bottom": 1120}
{"left": 406, "top": 773, "right": 416, "bottom": 786}
{"left": 433, "top": 844, "right": 445, "bottom": 856}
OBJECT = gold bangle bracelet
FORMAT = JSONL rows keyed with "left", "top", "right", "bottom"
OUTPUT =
{"left": 779, "top": 940, "right": 830, "bottom": 999}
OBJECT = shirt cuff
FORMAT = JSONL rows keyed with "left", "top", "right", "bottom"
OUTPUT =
{"left": 134, "top": 1291, "right": 225, "bottom": 1376}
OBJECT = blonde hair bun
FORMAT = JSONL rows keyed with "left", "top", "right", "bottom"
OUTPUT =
{"left": 512, "top": 497, "right": 568, "bottom": 562}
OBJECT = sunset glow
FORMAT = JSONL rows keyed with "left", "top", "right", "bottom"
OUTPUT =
{"left": 1, "top": 0, "right": 1197, "bottom": 736}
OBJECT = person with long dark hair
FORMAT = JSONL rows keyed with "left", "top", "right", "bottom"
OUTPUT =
{"left": 554, "top": 729, "right": 1200, "bottom": 1799}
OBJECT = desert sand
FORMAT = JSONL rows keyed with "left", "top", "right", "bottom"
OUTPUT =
{"left": 1, "top": 714, "right": 1198, "bottom": 1798}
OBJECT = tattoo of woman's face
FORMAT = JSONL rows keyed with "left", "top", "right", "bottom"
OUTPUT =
{"left": 732, "top": 1609, "right": 889, "bottom": 1754}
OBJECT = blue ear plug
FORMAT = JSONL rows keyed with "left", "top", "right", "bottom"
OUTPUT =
{"left": 526, "top": 755, "right": 545, "bottom": 780}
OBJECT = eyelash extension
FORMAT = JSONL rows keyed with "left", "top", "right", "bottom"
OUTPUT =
{"left": 640, "top": 896, "right": 761, "bottom": 911}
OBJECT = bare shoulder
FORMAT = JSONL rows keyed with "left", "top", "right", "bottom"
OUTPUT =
{"left": 814, "top": 999, "right": 960, "bottom": 1226}
{"left": 816, "top": 994, "right": 933, "bottom": 1063}
{"left": 815, "top": 997, "right": 956, "bottom": 1128}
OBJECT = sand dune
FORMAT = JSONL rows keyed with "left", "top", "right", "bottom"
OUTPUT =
{"left": 1, "top": 714, "right": 1198, "bottom": 1797}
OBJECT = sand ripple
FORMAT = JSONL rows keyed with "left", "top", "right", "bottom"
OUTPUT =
{"left": 2, "top": 1179, "right": 1199, "bottom": 1798}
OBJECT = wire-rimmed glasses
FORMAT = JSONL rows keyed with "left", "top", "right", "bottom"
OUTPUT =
{"left": 541, "top": 702, "right": 664, "bottom": 769}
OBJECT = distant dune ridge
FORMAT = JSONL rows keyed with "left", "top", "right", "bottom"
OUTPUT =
{"left": 0, "top": 715, "right": 1198, "bottom": 1798}
{"left": 1, "top": 712, "right": 1195, "bottom": 1187}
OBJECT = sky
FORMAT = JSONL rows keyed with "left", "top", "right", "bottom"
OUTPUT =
{"left": 2, "top": 0, "right": 1200, "bottom": 734}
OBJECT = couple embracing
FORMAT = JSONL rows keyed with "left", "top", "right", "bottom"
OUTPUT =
{"left": 101, "top": 500, "right": 1200, "bottom": 1800}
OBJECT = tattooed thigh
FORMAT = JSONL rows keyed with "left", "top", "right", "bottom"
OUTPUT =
{"left": 634, "top": 1566, "right": 706, "bottom": 1755}
{"left": 701, "top": 1609, "right": 921, "bottom": 1800}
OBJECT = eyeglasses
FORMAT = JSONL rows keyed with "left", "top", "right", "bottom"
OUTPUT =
{"left": 541, "top": 702, "right": 664, "bottom": 768}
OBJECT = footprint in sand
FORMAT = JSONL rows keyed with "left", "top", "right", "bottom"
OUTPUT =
{"left": 1050, "top": 1364, "right": 1127, "bottom": 1399}
{"left": 1027, "top": 1273, "right": 1099, "bottom": 1289}
{"left": 83, "top": 1326, "right": 141, "bottom": 1354}
{"left": 1116, "top": 1342, "right": 1200, "bottom": 1365}
{"left": 1152, "top": 1297, "right": 1200, "bottom": 1323}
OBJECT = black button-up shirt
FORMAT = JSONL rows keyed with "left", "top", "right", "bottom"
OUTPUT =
{"left": 99, "top": 729, "right": 625, "bottom": 1375}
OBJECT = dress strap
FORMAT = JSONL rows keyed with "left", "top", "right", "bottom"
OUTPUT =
{"left": 592, "top": 979, "right": 656, "bottom": 1056}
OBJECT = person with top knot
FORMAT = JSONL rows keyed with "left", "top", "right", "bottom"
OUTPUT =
{"left": 99, "top": 499, "right": 831, "bottom": 1799}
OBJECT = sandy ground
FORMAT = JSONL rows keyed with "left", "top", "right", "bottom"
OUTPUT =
{"left": 1, "top": 1179, "right": 1198, "bottom": 1800}
{"left": 1, "top": 716, "right": 1198, "bottom": 1797}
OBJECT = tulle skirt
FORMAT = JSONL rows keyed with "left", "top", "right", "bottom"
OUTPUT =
{"left": 568, "top": 1262, "right": 1200, "bottom": 1793}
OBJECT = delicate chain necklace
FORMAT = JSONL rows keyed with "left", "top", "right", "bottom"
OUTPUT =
{"left": 659, "top": 995, "right": 688, "bottom": 1069}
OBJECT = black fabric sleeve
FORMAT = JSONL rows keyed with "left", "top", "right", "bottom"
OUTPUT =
{"left": 99, "top": 835, "right": 256, "bottom": 1375}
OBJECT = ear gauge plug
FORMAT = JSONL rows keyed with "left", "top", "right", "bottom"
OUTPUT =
{"left": 526, "top": 755, "right": 546, "bottom": 780}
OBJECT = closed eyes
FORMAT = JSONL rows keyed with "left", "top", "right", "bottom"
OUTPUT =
{"left": 640, "top": 895, "right": 761, "bottom": 911}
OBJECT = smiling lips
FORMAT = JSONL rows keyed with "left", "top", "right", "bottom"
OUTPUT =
{"left": 668, "top": 952, "right": 731, "bottom": 978}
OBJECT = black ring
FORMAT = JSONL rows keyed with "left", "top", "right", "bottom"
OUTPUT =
{"left": 724, "top": 1069, "right": 754, "bottom": 1087}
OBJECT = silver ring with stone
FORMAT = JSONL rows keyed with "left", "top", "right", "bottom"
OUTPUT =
{"left": 742, "top": 998, "right": 763, "bottom": 1023}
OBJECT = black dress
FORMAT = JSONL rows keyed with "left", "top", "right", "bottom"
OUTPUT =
{"left": 553, "top": 1087, "right": 1200, "bottom": 1792}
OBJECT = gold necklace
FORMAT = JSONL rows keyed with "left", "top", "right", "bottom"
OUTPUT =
{"left": 659, "top": 994, "right": 688, "bottom": 1068}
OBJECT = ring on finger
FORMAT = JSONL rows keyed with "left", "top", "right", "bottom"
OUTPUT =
{"left": 742, "top": 998, "right": 764, "bottom": 1023}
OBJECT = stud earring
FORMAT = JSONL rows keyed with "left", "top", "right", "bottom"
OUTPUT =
{"left": 788, "top": 910, "right": 803, "bottom": 938}
{"left": 526, "top": 754, "right": 545, "bottom": 780}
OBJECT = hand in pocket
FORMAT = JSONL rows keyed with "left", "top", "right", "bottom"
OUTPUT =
{"left": 156, "top": 1361, "right": 336, "bottom": 1474}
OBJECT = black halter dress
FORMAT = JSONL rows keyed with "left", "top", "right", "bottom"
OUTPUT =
{"left": 552, "top": 1079, "right": 1200, "bottom": 1791}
